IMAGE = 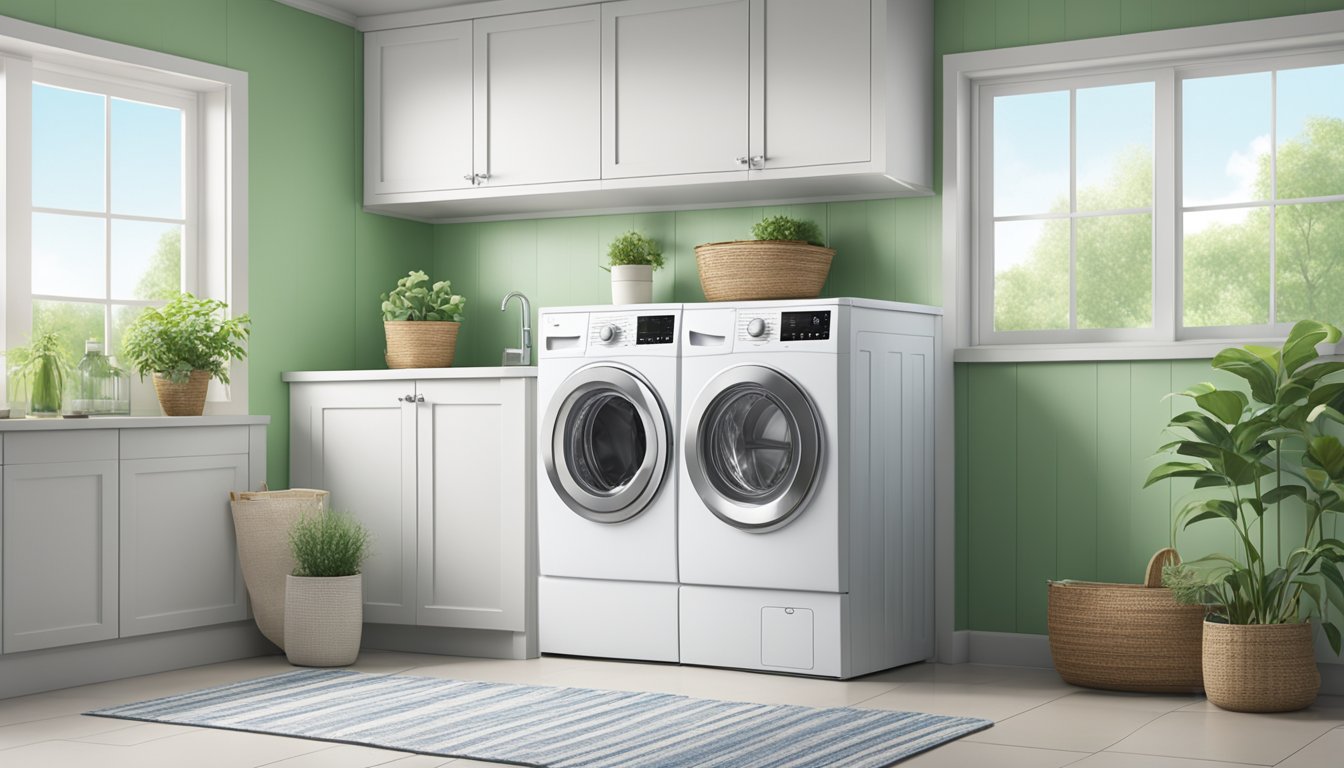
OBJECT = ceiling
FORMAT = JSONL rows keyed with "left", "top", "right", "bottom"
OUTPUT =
{"left": 276, "top": 0, "right": 489, "bottom": 25}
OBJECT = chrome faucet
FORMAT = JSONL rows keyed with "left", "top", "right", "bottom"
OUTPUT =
{"left": 500, "top": 291, "right": 532, "bottom": 366}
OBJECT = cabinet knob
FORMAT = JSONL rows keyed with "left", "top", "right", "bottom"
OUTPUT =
{"left": 735, "top": 156, "right": 749, "bottom": 166}
{"left": 750, "top": 155, "right": 766, "bottom": 168}
{"left": 475, "top": 173, "right": 490, "bottom": 182}
{"left": 416, "top": 394, "right": 425, "bottom": 403}
{"left": 463, "top": 174, "right": 476, "bottom": 183}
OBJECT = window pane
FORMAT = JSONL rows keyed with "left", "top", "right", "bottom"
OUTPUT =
{"left": 32, "top": 213, "right": 105, "bottom": 299}
{"left": 1183, "top": 72, "right": 1270, "bottom": 207}
{"left": 32, "top": 299, "right": 103, "bottom": 367}
{"left": 1077, "top": 82, "right": 1154, "bottom": 212}
{"left": 110, "top": 304, "right": 150, "bottom": 364}
{"left": 994, "top": 219, "right": 1068, "bottom": 331}
{"left": 32, "top": 84, "right": 105, "bottom": 212}
{"left": 112, "top": 221, "right": 180, "bottom": 301}
{"left": 1076, "top": 214, "right": 1152, "bottom": 329}
{"left": 1182, "top": 208, "right": 1269, "bottom": 328}
{"left": 994, "top": 90, "right": 1069, "bottom": 217}
{"left": 1277, "top": 63, "right": 1344, "bottom": 200}
{"left": 111, "top": 98, "right": 183, "bottom": 219}
{"left": 1276, "top": 201, "right": 1344, "bottom": 326}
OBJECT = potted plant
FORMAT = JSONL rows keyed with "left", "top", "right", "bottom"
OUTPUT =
{"left": 8, "top": 332, "right": 69, "bottom": 418}
{"left": 603, "top": 231, "right": 664, "bottom": 305}
{"left": 283, "top": 510, "right": 370, "bottom": 667}
{"left": 381, "top": 270, "right": 466, "bottom": 368}
{"left": 694, "top": 214, "right": 835, "bottom": 301}
{"left": 1146, "top": 320, "right": 1344, "bottom": 712}
{"left": 121, "top": 293, "right": 251, "bottom": 417}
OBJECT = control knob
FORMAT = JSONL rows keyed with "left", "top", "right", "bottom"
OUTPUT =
{"left": 746, "top": 318, "right": 766, "bottom": 338}
{"left": 598, "top": 324, "right": 619, "bottom": 342}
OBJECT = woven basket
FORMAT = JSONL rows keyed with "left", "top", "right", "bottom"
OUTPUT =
{"left": 1203, "top": 620, "right": 1319, "bottom": 712}
{"left": 152, "top": 370, "right": 210, "bottom": 416}
{"left": 229, "top": 488, "right": 330, "bottom": 650}
{"left": 694, "top": 241, "right": 835, "bottom": 301}
{"left": 384, "top": 320, "right": 459, "bottom": 369}
{"left": 1047, "top": 548, "right": 1205, "bottom": 692}
{"left": 284, "top": 574, "right": 363, "bottom": 667}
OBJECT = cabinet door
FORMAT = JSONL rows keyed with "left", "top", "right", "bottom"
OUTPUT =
{"left": 365, "top": 21, "right": 474, "bottom": 196}
{"left": 119, "top": 454, "right": 249, "bottom": 637}
{"left": 602, "top": 0, "right": 751, "bottom": 179}
{"left": 3, "top": 460, "right": 118, "bottom": 652}
{"left": 474, "top": 7, "right": 600, "bottom": 187}
{"left": 292, "top": 381, "right": 418, "bottom": 625}
{"left": 416, "top": 378, "right": 532, "bottom": 631}
{"left": 750, "top": 0, "right": 871, "bottom": 173}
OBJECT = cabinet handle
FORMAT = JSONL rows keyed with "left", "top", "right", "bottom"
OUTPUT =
{"left": 750, "top": 155, "right": 766, "bottom": 168}
{"left": 475, "top": 173, "right": 489, "bottom": 183}
{"left": 463, "top": 174, "right": 476, "bottom": 184}
{"left": 415, "top": 394, "right": 425, "bottom": 403}
{"left": 399, "top": 394, "right": 415, "bottom": 403}
{"left": 735, "top": 156, "right": 749, "bottom": 166}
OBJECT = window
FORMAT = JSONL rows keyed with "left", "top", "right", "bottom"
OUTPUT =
{"left": 959, "top": 18, "right": 1344, "bottom": 353}
{"left": 0, "top": 21, "right": 247, "bottom": 412}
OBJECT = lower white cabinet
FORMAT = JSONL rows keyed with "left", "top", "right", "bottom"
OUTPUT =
{"left": 289, "top": 374, "right": 535, "bottom": 636}
{"left": 0, "top": 422, "right": 266, "bottom": 655}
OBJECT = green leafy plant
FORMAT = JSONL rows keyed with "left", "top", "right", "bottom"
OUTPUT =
{"left": 381, "top": 271, "right": 466, "bottom": 321}
{"left": 1145, "top": 320, "right": 1344, "bottom": 653}
{"left": 751, "top": 215, "right": 824, "bottom": 246}
{"left": 9, "top": 332, "right": 70, "bottom": 414}
{"left": 122, "top": 293, "right": 251, "bottom": 384}
{"left": 289, "top": 511, "right": 370, "bottom": 578}
{"left": 602, "top": 231, "right": 664, "bottom": 272}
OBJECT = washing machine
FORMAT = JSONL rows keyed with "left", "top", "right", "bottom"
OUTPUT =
{"left": 537, "top": 304, "right": 681, "bottom": 662}
{"left": 677, "top": 298, "right": 940, "bottom": 678}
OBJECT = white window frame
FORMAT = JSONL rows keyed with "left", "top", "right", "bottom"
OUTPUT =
{"left": 0, "top": 16, "right": 248, "bottom": 413}
{"left": 944, "top": 9, "right": 1344, "bottom": 363}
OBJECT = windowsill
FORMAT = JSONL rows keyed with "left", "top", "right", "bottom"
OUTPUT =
{"left": 954, "top": 338, "right": 1294, "bottom": 363}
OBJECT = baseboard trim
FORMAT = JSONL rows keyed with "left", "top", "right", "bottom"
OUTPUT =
{"left": 361, "top": 623, "right": 537, "bottom": 660}
{"left": 959, "top": 629, "right": 1344, "bottom": 696}
{"left": 0, "top": 621, "right": 275, "bottom": 700}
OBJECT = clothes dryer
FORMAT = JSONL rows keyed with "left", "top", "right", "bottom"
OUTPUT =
{"left": 678, "top": 298, "right": 939, "bottom": 678}
{"left": 537, "top": 304, "right": 680, "bottom": 662}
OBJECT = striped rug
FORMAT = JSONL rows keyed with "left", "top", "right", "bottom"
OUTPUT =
{"left": 89, "top": 669, "right": 991, "bottom": 767}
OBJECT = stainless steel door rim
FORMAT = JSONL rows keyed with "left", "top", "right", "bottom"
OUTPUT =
{"left": 543, "top": 363, "right": 670, "bottom": 523}
{"left": 684, "top": 364, "right": 822, "bottom": 532}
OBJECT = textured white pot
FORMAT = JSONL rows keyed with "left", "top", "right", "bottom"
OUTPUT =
{"left": 611, "top": 264, "right": 653, "bottom": 305}
{"left": 284, "top": 574, "right": 363, "bottom": 667}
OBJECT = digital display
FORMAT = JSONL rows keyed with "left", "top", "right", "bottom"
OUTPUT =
{"left": 636, "top": 315, "right": 676, "bottom": 345}
{"left": 780, "top": 311, "right": 831, "bottom": 341}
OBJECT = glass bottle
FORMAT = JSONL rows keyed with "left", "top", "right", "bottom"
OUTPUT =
{"left": 75, "top": 340, "right": 130, "bottom": 415}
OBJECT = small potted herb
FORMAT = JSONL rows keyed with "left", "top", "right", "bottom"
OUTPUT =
{"left": 284, "top": 511, "right": 370, "bottom": 667}
{"left": 604, "top": 231, "right": 664, "bottom": 305}
{"left": 380, "top": 271, "right": 466, "bottom": 368}
{"left": 694, "top": 214, "right": 834, "bottom": 301}
{"left": 121, "top": 292, "right": 251, "bottom": 416}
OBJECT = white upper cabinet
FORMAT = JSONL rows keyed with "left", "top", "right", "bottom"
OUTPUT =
{"left": 750, "top": 0, "right": 871, "bottom": 174}
{"left": 365, "top": 22, "right": 474, "bottom": 197}
{"left": 474, "top": 7, "right": 601, "bottom": 188}
{"left": 602, "top": 0, "right": 750, "bottom": 180}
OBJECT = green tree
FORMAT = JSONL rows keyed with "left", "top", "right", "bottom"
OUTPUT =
{"left": 133, "top": 228, "right": 182, "bottom": 301}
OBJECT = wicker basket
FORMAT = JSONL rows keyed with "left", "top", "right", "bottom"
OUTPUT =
{"left": 694, "top": 241, "right": 835, "bottom": 301}
{"left": 384, "top": 320, "right": 459, "bottom": 368}
{"left": 229, "top": 488, "right": 330, "bottom": 650}
{"left": 1203, "top": 620, "right": 1319, "bottom": 712}
{"left": 1047, "top": 548, "right": 1205, "bottom": 692}
{"left": 284, "top": 574, "right": 363, "bottom": 667}
{"left": 152, "top": 370, "right": 211, "bottom": 416}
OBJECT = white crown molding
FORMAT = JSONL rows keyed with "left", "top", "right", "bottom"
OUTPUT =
{"left": 273, "top": 0, "right": 359, "bottom": 28}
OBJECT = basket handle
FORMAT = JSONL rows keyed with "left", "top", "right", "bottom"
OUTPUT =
{"left": 1144, "top": 547, "right": 1181, "bottom": 587}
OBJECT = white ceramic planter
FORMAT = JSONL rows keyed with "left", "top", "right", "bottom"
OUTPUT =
{"left": 284, "top": 574, "right": 363, "bottom": 667}
{"left": 611, "top": 264, "right": 653, "bottom": 305}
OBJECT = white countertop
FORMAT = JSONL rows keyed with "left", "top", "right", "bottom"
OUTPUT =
{"left": 282, "top": 366, "right": 537, "bottom": 383}
{"left": 0, "top": 415, "right": 270, "bottom": 431}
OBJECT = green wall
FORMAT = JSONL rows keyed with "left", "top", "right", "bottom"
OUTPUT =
{"left": 0, "top": 0, "right": 435, "bottom": 487}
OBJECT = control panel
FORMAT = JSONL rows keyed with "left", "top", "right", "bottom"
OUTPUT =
{"left": 780, "top": 311, "right": 831, "bottom": 341}
{"left": 636, "top": 315, "right": 677, "bottom": 345}
{"left": 589, "top": 314, "right": 677, "bottom": 348}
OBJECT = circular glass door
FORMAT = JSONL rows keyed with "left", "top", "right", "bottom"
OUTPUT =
{"left": 684, "top": 365, "right": 822, "bottom": 531}
{"left": 543, "top": 365, "right": 670, "bottom": 523}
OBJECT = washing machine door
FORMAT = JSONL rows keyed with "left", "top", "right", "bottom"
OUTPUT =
{"left": 684, "top": 365, "right": 822, "bottom": 532}
{"left": 543, "top": 364, "right": 671, "bottom": 523}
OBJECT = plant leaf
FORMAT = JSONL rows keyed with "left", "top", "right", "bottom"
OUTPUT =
{"left": 1325, "top": 622, "right": 1342, "bottom": 656}
{"left": 1144, "top": 461, "right": 1215, "bottom": 487}
{"left": 1212, "top": 347, "right": 1277, "bottom": 404}
{"left": 1282, "top": 320, "right": 1341, "bottom": 378}
{"left": 1195, "top": 389, "right": 1248, "bottom": 425}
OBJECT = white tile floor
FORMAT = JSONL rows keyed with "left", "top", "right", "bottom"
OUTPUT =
{"left": 0, "top": 651, "right": 1340, "bottom": 767}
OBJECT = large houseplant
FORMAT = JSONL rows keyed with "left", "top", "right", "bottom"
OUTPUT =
{"left": 9, "top": 332, "right": 69, "bottom": 417}
{"left": 122, "top": 293, "right": 251, "bottom": 416}
{"left": 381, "top": 271, "right": 466, "bottom": 368}
{"left": 604, "top": 231, "right": 664, "bottom": 305}
{"left": 694, "top": 214, "right": 834, "bottom": 301}
{"left": 1146, "top": 320, "right": 1344, "bottom": 712}
{"left": 284, "top": 510, "right": 370, "bottom": 667}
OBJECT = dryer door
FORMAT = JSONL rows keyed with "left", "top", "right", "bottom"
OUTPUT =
{"left": 543, "top": 364, "right": 671, "bottom": 523}
{"left": 684, "top": 365, "right": 822, "bottom": 532}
